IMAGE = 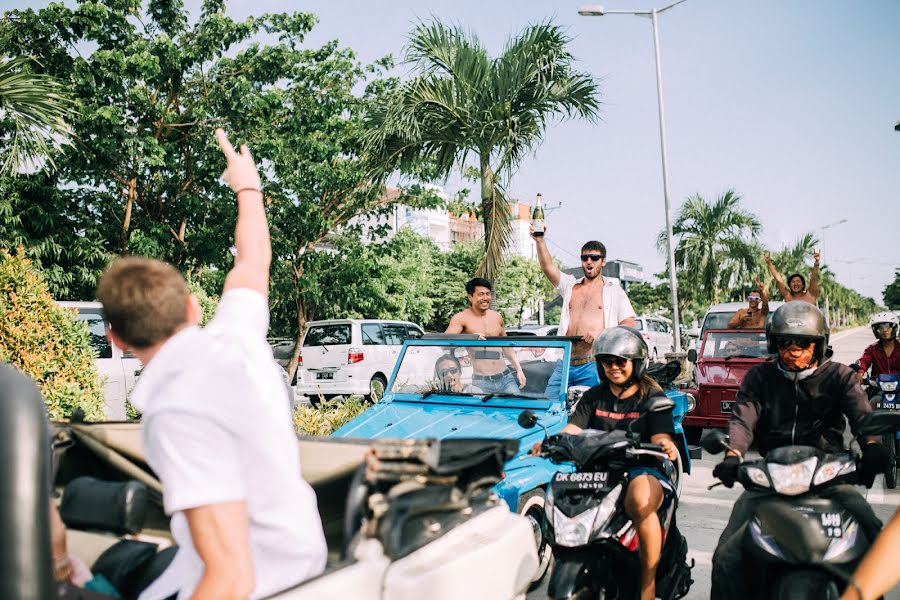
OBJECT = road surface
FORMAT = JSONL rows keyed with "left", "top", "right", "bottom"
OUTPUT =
{"left": 528, "top": 326, "right": 899, "bottom": 600}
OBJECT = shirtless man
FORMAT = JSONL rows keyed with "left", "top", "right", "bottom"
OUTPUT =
{"left": 727, "top": 280, "right": 769, "bottom": 329}
{"left": 533, "top": 227, "right": 636, "bottom": 397}
{"left": 765, "top": 250, "right": 820, "bottom": 304}
{"left": 445, "top": 278, "right": 526, "bottom": 394}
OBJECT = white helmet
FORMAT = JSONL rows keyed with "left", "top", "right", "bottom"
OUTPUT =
{"left": 870, "top": 312, "right": 899, "bottom": 339}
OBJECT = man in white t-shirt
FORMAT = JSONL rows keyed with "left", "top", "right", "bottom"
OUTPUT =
{"left": 97, "top": 130, "right": 326, "bottom": 600}
{"left": 532, "top": 227, "right": 636, "bottom": 400}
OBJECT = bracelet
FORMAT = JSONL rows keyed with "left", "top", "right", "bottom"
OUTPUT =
{"left": 236, "top": 187, "right": 262, "bottom": 195}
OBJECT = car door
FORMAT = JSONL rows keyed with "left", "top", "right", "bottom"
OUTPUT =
{"left": 381, "top": 323, "right": 408, "bottom": 374}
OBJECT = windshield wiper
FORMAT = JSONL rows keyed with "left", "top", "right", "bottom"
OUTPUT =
{"left": 481, "top": 392, "right": 530, "bottom": 402}
{"left": 421, "top": 390, "right": 476, "bottom": 399}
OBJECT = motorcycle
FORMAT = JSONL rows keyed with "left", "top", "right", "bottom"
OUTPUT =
{"left": 867, "top": 373, "right": 899, "bottom": 489}
{"left": 519, "top": 396, "right": 694, "bottom": 600}
{"left": 702, "top": 409, "right": 900, "bottom": 600}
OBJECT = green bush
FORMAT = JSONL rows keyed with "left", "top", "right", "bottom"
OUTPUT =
{"left": 293, "top": 396, "right": 368, "bottom": 436}
{"left": 0, "top": 249, "right": 105, "bottom": 420}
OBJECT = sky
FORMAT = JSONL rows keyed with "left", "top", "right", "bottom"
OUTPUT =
{"left": 7, "top": 0, "right": 899, "bottom": 302}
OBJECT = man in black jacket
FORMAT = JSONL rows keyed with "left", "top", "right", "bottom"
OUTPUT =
{"left": 710, "top": 302, "right": 889, "bottom": 599}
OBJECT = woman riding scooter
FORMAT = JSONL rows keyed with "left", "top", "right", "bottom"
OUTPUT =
{"left": 856, "top": 313, "right": 900, "bottom": 390}
{"left": 533, "top": 327, "right": 679, "bottom": 600}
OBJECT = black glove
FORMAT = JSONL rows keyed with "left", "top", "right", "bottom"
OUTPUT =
{"left": 860, "top": 443, "right": 890, "bottom": 488}
{"left": 713, "top": 455, "right": 741, "bottom": 488}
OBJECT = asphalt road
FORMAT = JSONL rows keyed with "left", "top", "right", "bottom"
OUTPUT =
{"left": 528, "top": 326, "right": 900, "bottom": 600}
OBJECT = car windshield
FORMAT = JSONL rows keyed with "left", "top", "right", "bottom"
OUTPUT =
{"left": 389, "top": 342, "right": 566, "bottom": 400}
{"left": 702, "top": 331, "right": 771, "bottom": 359}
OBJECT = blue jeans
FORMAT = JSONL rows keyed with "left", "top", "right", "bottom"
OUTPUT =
{"left": 472, "top": 369, "right": 520, "bottom": 395}
{"left": 544, "top": 360, "right": 600, "bottom": 403}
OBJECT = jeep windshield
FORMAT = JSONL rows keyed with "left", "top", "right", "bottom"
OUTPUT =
{"left": 389, "top": 342, "right": 567, "bottom": 401}
{"left": 701, "top": 330, "right": 771, "bottom": 360}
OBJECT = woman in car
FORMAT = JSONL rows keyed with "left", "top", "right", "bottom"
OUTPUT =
{"left": 534, "top": 327, "right": 679, "bottom": 600}
{"left": 434, "top": 353, "right": 465, "bottom": 392}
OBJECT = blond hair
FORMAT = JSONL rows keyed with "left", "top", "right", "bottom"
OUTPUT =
{"left": 96, "top": 257, "right": 190, "bottom": 349}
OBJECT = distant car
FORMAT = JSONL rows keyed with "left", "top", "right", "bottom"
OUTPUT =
{"left": 699, "top": 301, "right": 784, "bottom": 337}
{"left": 681, "top": 327, "right": 774, "bottom": 444}
{"left": 56, "top": 301, "right": 141, "bottom": 420}
{"left": 296, "top": 319, "right": 424, "bottom": 405}
{"left": 505, "top": 324, "right": 559, "bottom": 336}
{"left": 634, "top": 315, "right": 675, "bottom": 363}
{"left": 270, "top": 338, "right": 297, "bottom": 382}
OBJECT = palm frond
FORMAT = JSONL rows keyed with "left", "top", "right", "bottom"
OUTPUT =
{"left": 0, "top": 56, "right": 75, "bottom": 175}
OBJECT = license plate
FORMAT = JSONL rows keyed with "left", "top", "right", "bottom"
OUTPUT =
{"left": 875, "top": 401, "right": 899, "bottom": 410}
{"left": 552, "top": 471, "right": 610, "bottom": 490}
{"left": 721, "top": 401, "right": 734, "bottom": 413}
{"left": 316, "top": 372, "right": 334, "bottom": 380}
{"left": 818, "top": 512, "right": 844, "bottom": 539}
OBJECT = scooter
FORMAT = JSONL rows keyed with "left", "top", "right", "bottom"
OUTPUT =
{"left": 519, "top": 396, "right": 694, "bottom": 600}
{"left": 868, "top": 373, "right": 900, "bottom": 488}
{"left": 702, "top": 409, "right": 900, "bottom": 600}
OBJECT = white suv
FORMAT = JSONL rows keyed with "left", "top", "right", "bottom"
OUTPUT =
{"left": 297, "top": 319, "right": 424, "bottom": 406}
{"left": 57, "top": 301, "right": 141, "bottom": 420}
{"left": 634, "top": 315, "right": 675, "bottom": 363}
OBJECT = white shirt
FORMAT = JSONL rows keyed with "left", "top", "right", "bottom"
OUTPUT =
{"left": 132, "top": 289, "right": 326, "bottom": 600}
{"left": 556, "top": 273, "right": 637, "bottom": 341}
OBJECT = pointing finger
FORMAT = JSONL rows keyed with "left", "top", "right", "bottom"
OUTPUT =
{"left": 215, "top": 128, "right": 237, "bottom": 159}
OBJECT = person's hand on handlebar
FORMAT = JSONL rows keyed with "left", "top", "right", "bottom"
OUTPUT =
{"left": 658, "top": 437, "right": 679, "bottom": 461}
{"left": 531, "top": 441, "right": 543, "bottom": 456}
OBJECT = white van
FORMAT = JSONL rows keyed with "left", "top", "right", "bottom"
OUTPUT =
{"left": 634, "top": 315, "right": 675, "bottom": 362}
{"left": 57, "top": 301, "right": 141, "bottom": 420}
{"left": 296, "top": 319, "right": 424, "bottom": 406}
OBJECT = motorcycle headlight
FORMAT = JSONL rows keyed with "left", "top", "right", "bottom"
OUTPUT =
{"left": 813, "top": 459, "right": 855, "bottom": 486}
{"left": 767, "top": 457, "right": 817, "bottom": 496}
{"left": 745, "top": 466, "right": 771, "bottom": 488}
{"left": 550, "top": 483, "right": 623, "bottom": 548}
{"left": 823, "top": 521, "right": 858, "bottom": 562}
{"left": 880, "top": 381, "right": 898, "bottom": 392}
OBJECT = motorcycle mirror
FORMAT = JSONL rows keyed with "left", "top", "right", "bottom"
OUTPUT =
{"left": 644, "top": 396, "right": 676, "bottom": 413}
{"left": 700, "top": 429, "right": 731, "bottom": 455}
{"left": 857, "top": 410, "right": 900, "bottom": 437}
{"left": 687, "top": 349, "right": 697, "bottom": 363}
{"left": 518, "top": 410, "right": 538, "bottom": 429}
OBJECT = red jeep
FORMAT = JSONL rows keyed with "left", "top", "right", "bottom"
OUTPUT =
{"left": 682, "top": 328, "right": 773, "bottom": 444}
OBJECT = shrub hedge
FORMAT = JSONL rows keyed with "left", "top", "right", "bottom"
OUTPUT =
{"left": 293, "top": 396, "right": 368, "bottom": 436}
{"left": 0, "top": 249, "right": 106, "bottom": 420}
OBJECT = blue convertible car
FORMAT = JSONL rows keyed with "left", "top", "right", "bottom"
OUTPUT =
{"left": 333, "top": 334, "right": 694, "bottom": 586}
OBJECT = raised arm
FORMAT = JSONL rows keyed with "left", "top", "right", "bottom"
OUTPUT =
{"left": 216, "top": 129, "right": 270, "bottom": 297}
{"left": 532, "top": 226, "right": 561, "bottom": 288}
{"left": 756, "top": 278, "right": 770, "bottom": 315}
{"left": 764, "top": 254, "right": 789, "bottom": 299}
{"left": 808, "top": 250, "right": 821, "bottom": 298}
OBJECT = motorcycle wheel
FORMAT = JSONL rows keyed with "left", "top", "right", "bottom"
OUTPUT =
{"left": 518, "top": 488, "right": 553, "bottom": 590}
{"left": 885, "top": 434, "right": 897, "bottom": 489}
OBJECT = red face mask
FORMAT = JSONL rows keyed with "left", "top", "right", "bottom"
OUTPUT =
{"left": 779, "top": 345, "right": 816, "bottom": 371}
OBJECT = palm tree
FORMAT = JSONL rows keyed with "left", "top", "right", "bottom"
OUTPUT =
{"left": 0, "top": 56, "right": 74, "bottom": 175}
{"left": 364, "top": 20, "right": 599, "bottom": 281}
{"left": 658, "top": 189, "right": 761, "bottom": 304}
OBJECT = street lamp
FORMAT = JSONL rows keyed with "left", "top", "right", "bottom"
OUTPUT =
{"left": 579, "top": 0, "right": 688, "bottom": 353}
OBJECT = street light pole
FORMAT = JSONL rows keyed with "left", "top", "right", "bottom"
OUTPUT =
{"left": 578, "top": 0, "right": 688, "bottom": 352}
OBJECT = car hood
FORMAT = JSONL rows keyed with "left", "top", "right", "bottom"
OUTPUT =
{"left": 697, "top": 360, "right": 762, "bottom": 386}
{"left": 332, "top": 400, "right": 562, "bottom": 442}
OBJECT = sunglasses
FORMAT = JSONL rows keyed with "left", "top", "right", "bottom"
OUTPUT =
{"left": 581, "top": 254, "right": 606, "bottom": 263}
{"left": 876, "top": 323, "right": 895, "bottom": 330}
{"left": 437, "top": 367, "right": 460, "bottom": 377}
{"left": 775, "top": 337, "right": 815, "bottom": 350}
{"left": 748, "top": 295, "right": 760, "bottom": 301}
{"left": 598, "top": 356, "right": 629, "bottom": 368}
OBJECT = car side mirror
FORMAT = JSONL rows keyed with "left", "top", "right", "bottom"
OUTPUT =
{"left": 518, "top": 410, "right": 538, "bottom": 429}
{"left": 566, "top": 385, "right": 590, "bottom": 416}
{"left": 687, "top": 349, "right": 697, "bottom": 363}
{"left": 644, "top": 396, "right": 676, "bottom": 413}
{"left": 700, "top": 429, "right": 731, "bottom": 455}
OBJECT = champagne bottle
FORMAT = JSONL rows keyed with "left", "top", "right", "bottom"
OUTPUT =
{"left": 532, "top": 193, "right": 545, "bottom": 237}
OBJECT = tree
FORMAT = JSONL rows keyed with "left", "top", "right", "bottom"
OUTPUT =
{"left": 885, "top": 269, "right": 900, "bottom": 309}
{"left": 364, "top": 20, "right": 599, "bottom": 282}
{"left": 0, "top": 55, "right": 74, "bottom": 175}
{"left": 495, "top": 256, "right": 554, "bottom": 327}
{"left": 659, "top": 190, "right": 761, "bottom": 305}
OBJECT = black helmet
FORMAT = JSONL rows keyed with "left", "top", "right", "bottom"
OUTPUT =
{"left": 766, "top": 302, "right": 829, "bottom": 363}
{"left": 591, "top": 326, "right": 649, "bottom": 381}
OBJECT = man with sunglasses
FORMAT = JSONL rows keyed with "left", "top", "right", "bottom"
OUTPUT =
{"left": 727, "top": 279, "right": 769, "bottom": 329}
{"left": 532, "top": 228, "right": 636, "bottom": 396}
{"left": 765, "top": 249, "right": 821, "bottom": 304}
{"left": 710, "top": 302, "right": 888, "bottom": 600}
